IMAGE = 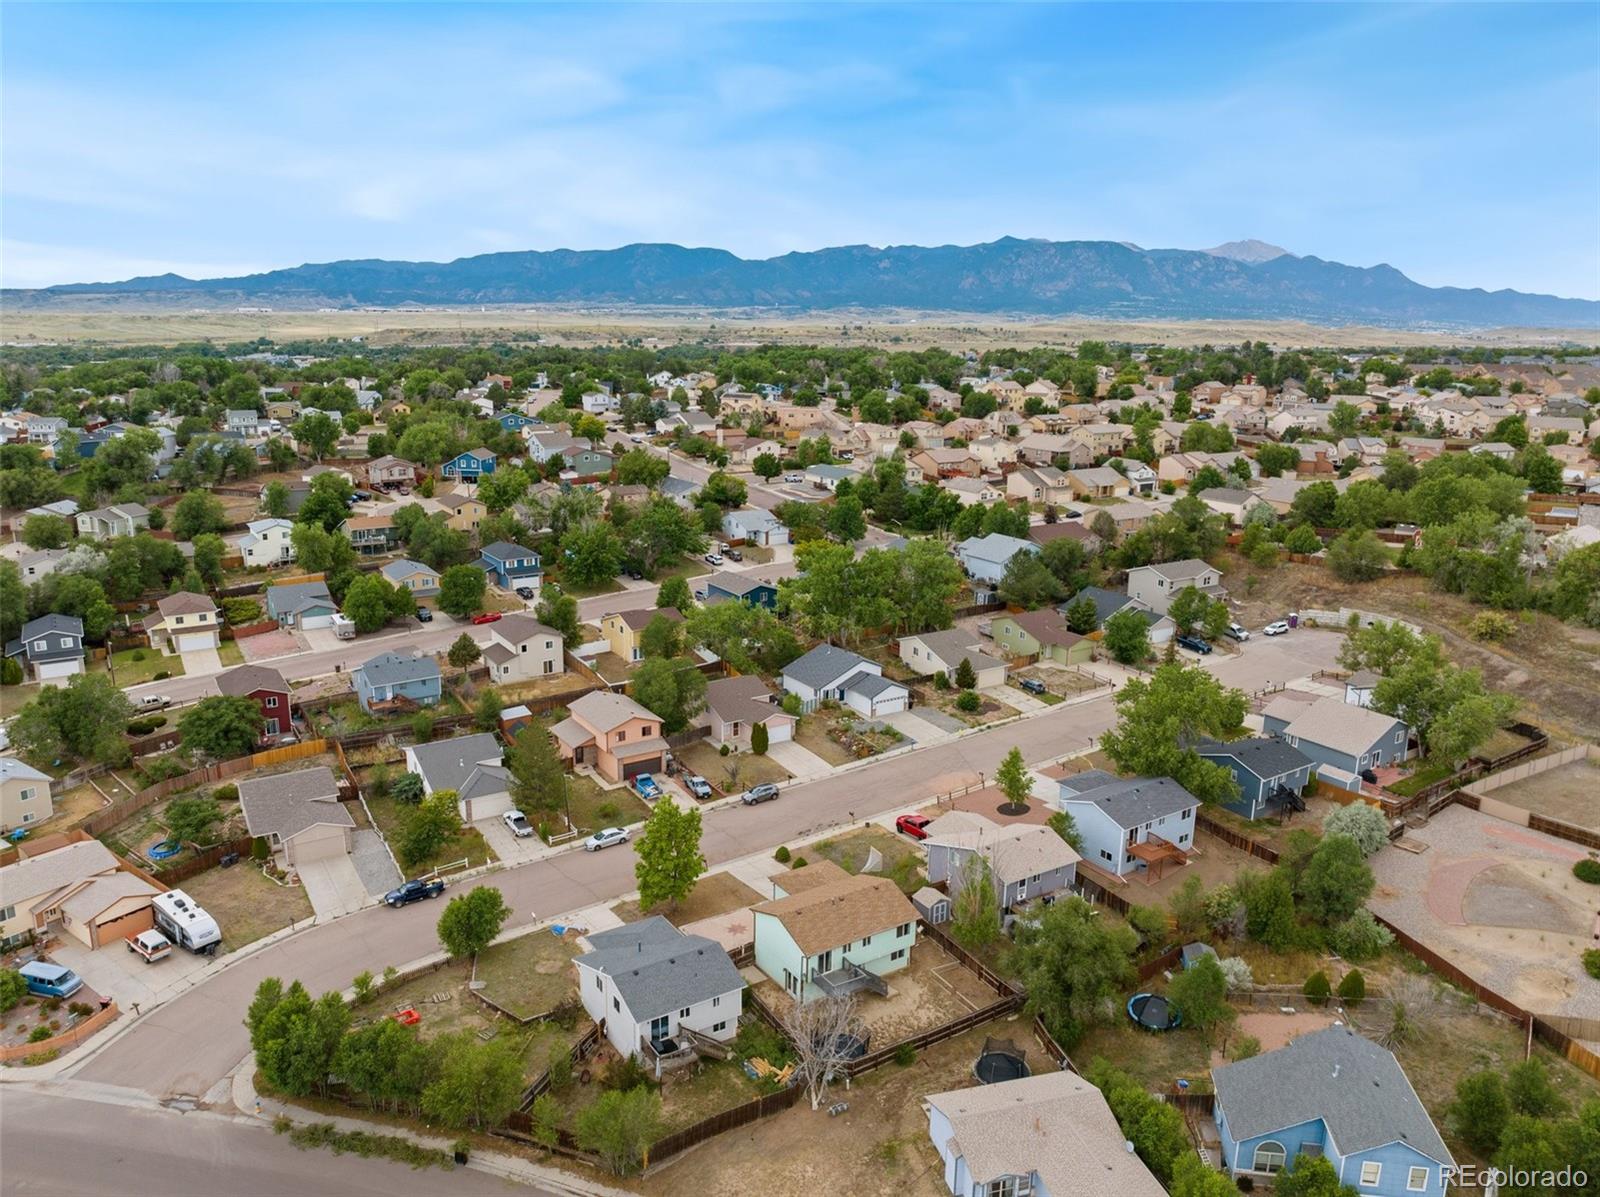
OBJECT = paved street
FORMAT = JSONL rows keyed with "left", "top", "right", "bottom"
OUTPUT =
{"left": 0, "top": 1087, "right": 537, "bottom": 1197}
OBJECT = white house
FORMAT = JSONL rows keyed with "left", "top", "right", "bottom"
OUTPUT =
{"left": 1055, "top": 771, "right": 1197, "bottom": 881}
{"left": 721, "top": 507, "right": 789, "bottom": 547}
{"left": 779, "top": 643, "right": 910, "bottom": 716}
{"left": 1124, "top": 558, "right": 1225, "bottom": 616}
{"left": 897, "top": 629, "right": 1006, "bottom": 689}
{"left": 239, "top": 518, "right": 296, "bottom": 567}
{"left": 480, "top": 613, "right": 564, "bottom": 684}
{"left": 404, "top": 732, "right": 514, "bottom": 822}
{"left": 577, "top": 917, "right": 745, "bottom": 1065}
{"left": 955, "top": 533, "right": 1038, "bottom": 585}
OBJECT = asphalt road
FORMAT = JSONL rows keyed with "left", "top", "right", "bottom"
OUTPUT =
{"left": 0, "top": 1088, "right": 535, "bottom": 1197}
{"left": 74, "top": 629, "right": 1342, "bottom": 1101}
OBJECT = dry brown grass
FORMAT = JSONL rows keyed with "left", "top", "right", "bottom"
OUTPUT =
{"left": 610, "top": 870, "right": 764, "bottom": 927}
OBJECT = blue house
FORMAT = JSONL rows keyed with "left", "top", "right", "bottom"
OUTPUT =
{"left": 498, "top": 412, "right": 535, "bottom": 433}
{"left": 442, "top": 447, "right": 497, "bottom": 482}
{"left": 478, "top": 542, "right": 542, "bottom": 589}
{"left": 352, "top": 651, "right": 442, "bottom": 713}
{"left": 1262, "top": 694, "right": 1411, "bottom": 786}
{"left": 1197, "top": 736, "right": 1315, "bottom": 820}
{"left": 76, "top": 430, "right": 114, "bottom": 458}
{"left": 702, "top": 570, "right": 778, "bottom": 610}
{"left": 1213, "top": 1026, "right": 1453, "bottom": 1195}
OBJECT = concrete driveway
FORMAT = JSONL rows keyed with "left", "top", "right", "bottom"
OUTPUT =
{"left": 881, "top": 709, "right": 954, "bottom": 746}
{"left": 179, "top": 646, "right": 224, "bottom": 676}
{"left": 477, "top": 813, "right": 543, "bottom": 864}
{"left": 987, "top": 683, "right": 1049, "bottom": 714}
{"left": 297, "top": 854, "right": 372, "bottom": 922}
{"left": 765, "top": 739, "right": 834, "bottom": 781}
{"left": 51, "top": 935, "right": 215, "bottom": 1013}
{"left": 302, "top": 626, "right": 344, "bottom": 653}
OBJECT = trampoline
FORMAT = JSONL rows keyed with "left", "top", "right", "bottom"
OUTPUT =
{"left": 1127, "top": 992, "right": 1181, "bottom": 1032}
{"left": 973, "top": 1037, "right": 1030, "bottom": 1084}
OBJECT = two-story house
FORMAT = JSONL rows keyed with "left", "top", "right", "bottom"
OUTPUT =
{"left": 143, "top": 593, "right": 222, "bottom": 655}
{"left": 239, "top": 518, "right": 296, "bottom": 567}
{"left": 478, "top": 542, "right": 542, "bottom": 591}
{"left": 379, "top": 559, "right": 440, "bottom": 597}
{"left": 1055, "top": 771, "right": 1197, "bottom": 881}
{"left": 4, "top": 614, "right": 86, "bottom": 684}
{"left": 264, "top": 580, "right": 339, "bottom": 630}
{"left": 339, "top": 514, "right": 399, "bottom": 555}
{"left": 923, "top": 811, "right": 1080, "bottom": 915}
{"left": 436, "top": 491, "right": 487, "bottom": 534}
{"left": 550, "top": 691, "right": 667, "bottom": 783}
{"left": 216, "top": 664, "right": 294, "bottom": 742}
{"left": 955, "top": 533, "right": 1038, "bottom": 585}
{"left": 0, "top": 757, "right": 55, "bottom": 833}
{"left": 1124, "top": 559, "right": 1225, "bottom": 616}
{"left": 441, "top": 447, "right": 497, "bottom": 482}
{"left": 224, "top": 409, "right": 262, "bottom": 437}
{"left": 1262, "top": 695, "right": 1411, "bottom": 785}
{"left": 1213, "top": 1027, "right": 1453, "bottom": 1195}
{"left": 481, "top": 613, "right": 564, "bottom": 683}
{"left": 75, "top": 503, "right": 150, "bottom": 540}
{"left": 364, "top": 455, "right": 417, "bottom": 490}
{"left": 721, "top": 507, "right": 788, "bottom": 548}
{"left": 1007, "top": 465, "right": 1073, "bottom": 507}
{"left": 601, "top": 607, "right": 684, "bottom": 662}
{"left": 779, "top": 644, "right": 910, "bottom": 716}
{"left": 752, "top": 860, "right": 919, "bottom": 1001}
{"left": 405, "top": 732, "right": 512, "bottom": 822}
{"left": 1197, "top": 737, "right": 1315, "bottom": 821}
{"left": 702, "top": 571, "right": 777, "bottom": 609}
{"left": 576, "top": 917, "right": 745, "bottom": 1066}
{"left": 352, "top": 651, "right": 442, "bottom": 714}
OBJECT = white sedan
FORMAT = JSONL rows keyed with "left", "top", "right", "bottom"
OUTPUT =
{"left": 1263, "top": 620, "right": 1291, "bottom": 636}
{"left": 704, "top": 552, "right": 725, "bottom": 566}
{"left": 784, "top": 473, "right": 803, "bottom": 483}
{"left": 584, "top": 827, "right": 630, "bottom": 852}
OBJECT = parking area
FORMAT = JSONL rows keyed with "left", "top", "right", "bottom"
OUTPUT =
{"left": 178, "top": 647, "right": 223, "bottom": 676}
{"left": 297, "top": 854, "right": 373, "bottom": 922}
{"left": 239, "top": 628, "right": 304, "bottom": 662}
{"left": 50, "top": 936, "right": 215, "bottom": 1014}
{"left": 475, "top": 813, "right": 544, "bottom": 864}
{"left": 880, "top": 708, "right": 952, "bottom": 745}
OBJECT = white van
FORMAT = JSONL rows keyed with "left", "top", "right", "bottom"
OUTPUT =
{"left": 330, "top": 614, "right": 357, "bottom": 640}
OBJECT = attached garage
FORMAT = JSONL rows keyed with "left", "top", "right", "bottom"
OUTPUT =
{"left": 175, "top": 632, "right": 217, "bottom": 652}
{"left": 283, "top": 822, "right": 354, "bottom": 867}
{"left": 295, "top": 609, "right": 337, "bottom": 630}
{"left": 763, "top": 716, "right": 795, "bottom": 744}
{"left": 622, "top": 754, "right": 664, "bottom": 780}
{"left": 35, "top": 659, "right": 84, "bottom": 683}
{"left": 59, "top": 875, "right": 158, "bottom": 949}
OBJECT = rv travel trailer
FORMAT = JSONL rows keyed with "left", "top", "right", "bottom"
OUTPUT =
{"left": 152, "top": 889, "right": 222, "bottom": 954}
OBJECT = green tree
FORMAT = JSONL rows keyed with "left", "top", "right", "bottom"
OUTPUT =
{"left": 1273, "top": 1153, "right": 1358, "bottom": 1197}
{"left": 1453, "top": 1070, "right": 1511, "bottom": 1156}
{"left": 561, "top": 522, "right": 625, "bottom": 588}
{"left": 1011, "top": 896, "right": 1138, "bottom": 1047}
{"left": 1322, "top": 803, "right": 1388, "bottom": 855}
{"left": 639, "top": 613, "right": 683, "bottom": 659}
{"left": 1283, "top": 523, "right": 1322, "bottom": 554}
{"left": 398, "top": 791, "right": 459, "bottom": 867}
{"left": 420, "top": 1033, "right": 524, "bottom": 1130}
{"left": 997, "top": 550, "right": 1063, "bottom": 609}
{"left": 0, "top": 969, "right": 27, "bottom": 1014}
{"left": 1167, "top": 584, "right": 1213, "bottom": 635}
{"left": 1296, "top": 834, "right": 1373, "bottom": 923}
{"left": 699, "top": 471, "right": 747, "bottom": 508}
{"left": 1240, "top": 869, "right": 1297, "bottom": 949}
{"left": 1329, "top": 400, "right": 1361, "bottom": 437}
{"left": 11, "top": 673, "right": 134, "bottom": 765}
{"left": 750, "top": 721, "right": 769, "bottom": 755}
{"left": 1048, "top": 809, "right": 1084, "bottom": 853}
{"left": 438, "top": 565, "right": 487, "bottom": 616}
{"left": 508, "top": 724, "right": 566, "bottom": 814}
{"left": 341, "top": 573, "right": 406, "bottom": 633}
{"left": 1166, "top": 954, "right": 1232, "bottom": 1036}
{"left": 634, "top": 796, "right": 706, "bottom": 911}
{"left": 165, "top": 796, "right": 223, "bottom": 845}
{"left": 192, "top": 533, "right": 228, "bottom": 587}
{"left": 1170, "top": 1153, "right": 1243, "bottom": 1197}
{"left": 995, "top": 745, "right": 1032, "bottom": 811}
{"left": 1100, "top": 663, "right": 1244, "bottom": 805}
{"left": 178, "top": 695, "right": 265, "bottom": 758}
{"left": 824, "top": 494, "right": 867, "bottom": 542}
{"left": 1102, "top": 607, "right": 1151, "bottom": 664}
{"left": 1506, "top": 1057, "right": 1564, "bottom": 1118}
{"left": 631, "top": 656, "right": 706, "bottom": 733}
{"left": 0, "top": 562, "right": 25, "bottom": 647}
{"left": 656, "top": 575, "right": 694, "bottom": 614}
{"left": 446, "top": 632, "right": 481, "bottom": 676}
{"left": 296, "top": 472, "right": 355, "bottom": 532}
{"left": 534, "top": 591, "right": 580, "bottom": 644}
{"left": 292, "top": 411, "right": 341, "bottom": 460}
{"left": 575, "top": 1086, "right": 663, "bottom": 1176}
{"left": 1064, "top": 594, "right": 1099, "bottom": 634}
{"left": 1326, "top": 529, "right": 1389, "bottom": 581}
{"left": 20, "top": 514, "right": 71, "bottom": 550}
{"left": 290, "top": 523, "right": 357, "bottom": 575}
{"left": 953, "top": 656, "right": 977, "bottom": 690}
{"left": 752, "top": 452, "right": 781, "bottom": 481}
{"left": 949, "top": 854, "right": 1001, "bottom": 950}
{"left": 261, "top": 480, "right": 291, "bottom": 517}
{"left": 171, "top": 490, "right": 227, "bottom": 540}
{"left": 437, "top": 886, "right": 510, "bottom": 960}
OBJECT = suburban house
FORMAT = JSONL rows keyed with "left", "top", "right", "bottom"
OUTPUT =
{"left": 576, "top": 916, "right": 746, "bottom": 1064}
{"left": 1066, "top": 466, "right": 1128, "bottom": 500}
{"left": 897, "top": 629, "right": 1006, "bottom": 689}
{"left": 224, "top": 409, "right": 261, "bottom": 436}
{"left": 1194, "top": 486, "right": 1267, "bottom": 526}
{"left": 1055, "top": 771, "right": 1197, "bottom": 881}
{"left": 923, "top": 811, "right": 1080, "bottom": 913}
{"left": 721, "top": 507, "right": 789, "bottom": 547}
{"left": 703, "top": 675, "right": 796, "bottom": 750}
{"left": 1344, "top": 669, "right": 1381, "bottom": 709}
{"left": 239, "top": 518, "right": 296, "bottom": 567}
{"left": 364, "top": 454, "right": 417, "bottom": 489}
{"left": 75, "top": 502, "right": 150, "bottom": 540}
{"left": 379, "top": 558, "right": 440, "bottom": 597}
{"left": 436, "top": 491, "right": 488, "bottom": 534}
{"left": 551, "top": 691, "right": 668, "bottom": 783}
{"left": 238, "top": 766, "right": 355, "bottom": 869}
{"left": 702, "top": 571, "right": 777, "bottom": 609}
{"left": 352, "top": 651, "right": 442, "bottom": 713}
{"left": 0, "top": 757, "right": 54, "bottom": 833}
{"left": 404, "top": 733, "right": 513, "bottom": 822}
{"left": 1125, "top": 559, "right": 1225, "bottom": 616}
{"left": 478, "top": 542, "right": 542, "bottom": 591}
{"left": 1007, "top": 465, "right": 1073, "bottom": 506}
{"left": 942, "top": 477, "right": 1004, "bottom": 506}
{"left": 752, "top": 859, "right": 919, "bottom": 1001}
{"left": 1213, "top": 1027, "right": 1452, "bottom": 1196}
{"left": 803, "top": 463, "right": 859, "bottom": 492}
{"left": 441, "top": 447, "right": 497, "bottom": 482}
{"left": 910, "top": 448, "right": 982, "bottom": 481}
{"left": 955, "top": 533, "right": 1039, "bottom": 585}
{"left": 482, "top": 613, "right": 564, "bottom": 683}
{"left": 989, "top": 608, "right": 1093, "bottom": 666}
{"left": 780, "top": 644, "right": 910, "bottom": 716}
{"left": 1262, "top": 695, "right": 1412, "bottom": 782}
{"left": 1196, "top": 737, "right": 1316, "bottom": 820}
{"left": 4, "top": 614, "right": 86, "bottom": 684}
{"left": 264, "top": 580, "right": 338, "bottom": 630}
{"left": 0, "top": 837, "right": 158, "bottom": 951}
{"left": 340, "top": 514, "right": 399, "bottom": 554}
{"left": 925, "top": 1071, "right": 1166, "bottom": 1197}
{"left": 215, "top": 664, "right": 294, "bottom": 742}
{"left": 143, "top": 593, "right": 222, "bottom": 654}
{"left": 11, "top": 547, "right": 67, "bottom": 585}
{"left": 601, "top": 608, "right": 683, "bottom": 662}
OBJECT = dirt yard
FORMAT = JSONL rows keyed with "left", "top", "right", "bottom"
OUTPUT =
{"left": 807, "top": 826, "right": 925, "bottom": 892}
{"left": 675, "top": 741, "right": 792, "bottom": 794}
{"left": 637, "top": 1017, "right": 1049, "bottom": 1197}
{"left": 182, "top": 862, "right": 313, "bottom": 952}
{"left": 1477, "top": 756, "right": 1600, "bottom": 828}
{"left": 29, "top": 782, "right": 116, "bottom": 834}
{"left": 611, "top": 871, "right": 764, "bottom": 928}
{"left": 470, "top": 929, "right": 582, "bottom": 1019}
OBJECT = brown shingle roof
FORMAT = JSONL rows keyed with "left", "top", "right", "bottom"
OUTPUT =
{"left": 753, "top": 871, "right": 917, "bottom": 955}
{"left": 156, "top": 592, "right": 218, "bottom": 617}
{"left": 216, "top": 664, "right": 290, "bottom": 698}
{"left": 1010, "top": 608, "right": 1083, "bottom": 648}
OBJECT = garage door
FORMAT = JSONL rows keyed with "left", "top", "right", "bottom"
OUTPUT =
{"left": 871, "top": 694, "right": 908, "bottom": 716}
{"left": 299, "top": 612, "right": 335, "bottom": 630}
{"left": 766, "top": 720, "right": 794, "bottom": 744}
{"left": 175, "top": 632, "right": 215, "bottom": 652}
{"left": 623, "top": 755, "right": 663, "bottom": 780}
{"left": 288, "top": 831, "right": 347, "bottom": 865}
{"left": 94, "top": 906, "right": 154, "bottom": 948}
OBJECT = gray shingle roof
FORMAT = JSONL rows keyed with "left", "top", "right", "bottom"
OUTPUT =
{"left": 408, "top": 733, "right": 503, "bottom": 793}
{"left": 481, "top": 541, "right": 536, "bottom": 561}
{"left": 1141, "top": 558, "right": 1214, "bottom": 581}
{"left": 216, "top": 664, "right": 290, "bottom": 698}
{"left": 266, "top": 581, "right": 334, "bottom": 620}
{"left": 237, "top": 766, "right": 353, "bottom": 840}
{"left": 357, "top": 651, "right": 440, "bottom": 688}
{"left": 580, "top": 916, "right": 744, "bottom": 1023}
{"left": 843, "top": 670, "right": 903, "bottom": 700}
{"left": 782, "top": 644, "right": 874, "bottom": 690}
{"left": 1211, "top": 1026, "right": 1452, "bottom": 1165}
{"left": 1197, "top": 737, "right": 1313, "bottom": 781}
{"left": 1061, "top": 587, "right": 1132, "bottom": 627}
{"left": 1058, "top": 775, "right": 1197, "bottom": 829}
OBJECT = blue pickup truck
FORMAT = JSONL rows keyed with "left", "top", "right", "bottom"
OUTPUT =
{"left": 384, "top": 878, "right": 445, "bottom": 908}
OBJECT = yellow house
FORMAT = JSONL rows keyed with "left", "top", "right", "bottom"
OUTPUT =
{"left": 0, "top": 758, "right": 53, "bottom": 833}
{"left": 436, "top": 491, "right": 487, "bottom": 533}
{"left": 600, "top": 608, "right": 684, "bottom": 663}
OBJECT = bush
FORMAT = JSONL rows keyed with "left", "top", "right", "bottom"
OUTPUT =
{"left": 601, "top": 1054, "right": 657, "bottom": 1093}
{"left": 1337, "top": 969, "right": 1366, "bottom": 1004}
{"left": 1584, "top": 950, "right": 1600, "bottom": 980}
{"left": 933, "top": 670, "right": 950, "bottom": 691}
{"left": 1574, "top": 859, "right": 1600, "bottom": 885}
{"left": 252, "top": 836, "right": 270, "bottom": 861}
{"left": 351, "top": 971, "right": 376, "bottom": 1004}
{"left": 1303, "top": 971, "right": 1331, "bottom": 1005}
{"left": 1470, "top": 611, "right": 1517, "bottom": 642}
{"left": 0, "top": 970, "right": 26, "bottom": 1013}
{"left": 130, "top": 649, "right": 148, "bottom": 662}
{"left": 1126, "top": 905, "right": 1168, "bottom": 944}
{"left": 67, "top": 1001, "right": 94, "bottom": 1018}
{"left": 791, "top": 856, "right": 807, "bottom": 868}
{"left": 213, "top": 783, "right": 238, "bottom": 802}
{"left": 954, "top": 690, "right": 981, "bottom": 713}
{"left": 411, "top": 712, "right": 435, "bottom": 743}
{"left": 1217, "top": 957, "right": 1253, "bottom": 992}
{"left": 27, "top": 1025, "right": 53, "bottom": 1043}
{"left": 893, "top": 1042, "right": 916, "bottom": 1067}
{"left": 1231, "top": 1036, "right": 1261, "bottom": 1061}
{"left": 751, "top": 722, "right": 769, "bottom": 755}
{"left": 153, "top": 671, "right": 171, "bottom": 681}
{"left": 773, "top": 845, "right": 791, "bottom": 864}
{"left": 1327, "top": 909, "right": 1394, "bottom": 962}
{"left": 546, "top": 1042, "right": 574, "bottom": 1092}
{"left": 719, "top": 743, "right": 730, "bottom": 757}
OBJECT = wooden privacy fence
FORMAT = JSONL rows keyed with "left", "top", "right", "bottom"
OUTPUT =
{"left": 149, "top": 836, "right": 255, "bottom": 885}
{"left": 844, "top": 991, "right": 1025, "bottom": 1077}
{"left": 518, "top": 1021, "right": 604, "bottom": 1108}
{"left": 0, "top": 1002, "right": 119, "bottom": 1063}
{"left": 1195, "top": 812, "right": 1283, "bottom": 864}
{"left": 919, "top": 919, "right": 1022, "bottom": 998}
{"left": 646, "top": 1086, "right": 803, "bottom": 1164}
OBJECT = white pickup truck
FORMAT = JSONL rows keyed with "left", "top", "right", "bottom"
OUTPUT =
{"left": 126, "top": 929, "right": 173, "bottom": 963}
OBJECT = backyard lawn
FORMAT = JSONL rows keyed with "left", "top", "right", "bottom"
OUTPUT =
{"left": 1073, "top": 1013, "right": 1214, "bottom": 1093}
{"left": 105, "top": 648, "right": 186, "bottom": 687}
{"left": 471, "top": 930, "right": 582, "bottom": 1019}
{"left": 183, "top": 861, "right": 314, "bottom": 952}
{"left": 674, "top": 741, "right": 792, "bottom": 794}
{"left": 555, "top": 773, "right": 651, "bottom": 836}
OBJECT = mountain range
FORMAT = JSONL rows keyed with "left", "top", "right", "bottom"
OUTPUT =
{"left": 8, "top": 237, "right": 1596, "bottom": 328}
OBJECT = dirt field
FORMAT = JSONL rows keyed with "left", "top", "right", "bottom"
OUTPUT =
{"left": 1479, "top": 756, "right": 1600, "bottom": 828}
{"left": 611, "top": 870, "right": 764, "bottom": 927}
{"left": 637, "top": 1017, "right": 1048, "bottom": 1197}
{"left": 182, "top": 862, "right": 313, "bottom": 951}
{"left": 675, "top": 740, "right": 792, "bottom": 793}
{"left": 1369, "top": 805, "right": 1599, "bottom": 1020}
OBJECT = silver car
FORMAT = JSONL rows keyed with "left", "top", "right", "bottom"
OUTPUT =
{"left": 584, "top": 827, "right": 630, "bottom": 851}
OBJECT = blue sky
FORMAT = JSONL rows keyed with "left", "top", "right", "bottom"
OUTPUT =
{"left": 4, "top": 2, "right": 1598, "bottom": 297}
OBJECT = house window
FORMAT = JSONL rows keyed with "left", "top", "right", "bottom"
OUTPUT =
{"left": 890, "top": 949, "right": 906, "bottom": 962}
{"left": 642, "top": 725, "right": 653, "bottom": 736}
{"left": 1183, "top": 808, "right": 1193, "bottom": 820}
{"left": 18, "top": 787, "right": 35, "bottom": 803}
{"left": 612, "top": 997, "right": 620, "bottom": 1012}
{"left": 712, "top": 1021, "right": 727, "bottom": 1033}
{"left": 1099, "top": 849, "right": 1112, "bottom": 862}
{"left": 1252, "top": 1142, "right": 1287, "bottom": 1174}
{"left": 616, "top": 730, "right": 625, "bottom": 742}
{"left": 896, "top": 922, "right": 911, "bottom": 938}
{"left": 1178, "top": 833, "right": 1189, "bottom": 844}
{"left": 861, "top": 934, "right": 871, "bottom": 946}
{"left": 265, "top": 696, "right": 278, "bottom": 708}
{"left": 21, "top": 813, "right": 35, "bottom": 824}
{"left": 1395, "top": 731, "right": 1403, "bottom": 743}
{"left": 979, "top": 1176, "right": 1031, "bottom": 1197}
{"left": 680, "top": 1007, "right": 691, "bottom": 1018}
{"left": 0, "top": 905, "right": 15, "bottom": 922}
{"left": 712, "top": 996, "right": 720, "bottom": 1007}
{"left": 594, "top": 975, "right": 601, "bottom": 990}
{"left": 1406, "top": 1166, "right": 1429, "bottom": 1191}
{"left": 1360, "top": 1162, "right": 1382, "bottom": 1186}
{"left": 33, "top": 641, "right": 45, "bottom": 652}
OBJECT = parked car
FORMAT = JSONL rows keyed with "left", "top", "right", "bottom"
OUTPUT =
{"left": 415, "top": 607, "right": 433, "bottom": 623}
{"left": 740, "top": 783, "right": 780, "bottom": 806}
{"left": 471, "top": 611, "right": 503, "bottom": 625}
{"left": 502, "top": 810, "right": 534, "bottom": 838}
{"left": 704, "top": 552, "right": 724, "bottom": 566}
{"left": 633, "top": 773, "right": 663, "bottom": 800}
{"left": 1176, "top": 634, "right": 1212, "bottom": 655}
{"left": 1263, "top": 620, "right": 1290, "bottom": 636}
{"left": 624, "top": 568, "right": 645, "bottom": 581}
{"left": 1017, "top": 677, "right": 1048, "bottom": 696}
{"left": 134, "top": 694, "right": 171, "bottom": 712}
{"left": 514, "top": 586, "right": 536, "bottom": 599}
{"left": 630, "top": 434, "right": 644, "bottom": 443}
{"left": 1225, "top": 623, "right": 1250, "bottom": 642}
{"left": 725, "top": 548, "right": 743, "bottom": 562}
{"left": 895, "top": 813, "right": 931, "bottom": 840}
{"left": 684, "top": 775, "right": 713, "bottom": 799}
{"left": 784, "top": 473, "right": 803, "bottom": 483}
{"left": 126, "top": 929, "right": 172, "bottom": 964}
{"left": 19, "top": 961, "right": 84, "bottom": 999}
{"left": 384, "top": 878, "right": 445, "bottom": 907}
{"left": 584, "top": 827, "right": 630, "bottom": 852}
